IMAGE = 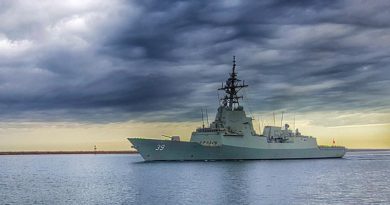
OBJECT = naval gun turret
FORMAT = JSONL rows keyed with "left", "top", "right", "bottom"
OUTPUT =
{"left": 162, "top": 135, "right": 181, "bottom": 141}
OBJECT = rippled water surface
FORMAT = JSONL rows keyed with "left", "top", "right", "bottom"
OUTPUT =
{"left": 1, "top": 151, "right": 389, "bottom": 204}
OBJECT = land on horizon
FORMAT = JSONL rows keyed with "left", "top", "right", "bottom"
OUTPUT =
{"left": 1, "top": 149, "right": 389, "bottom": 155}
{"left": 0, "top": 150, "right": 138, "bottom": 155}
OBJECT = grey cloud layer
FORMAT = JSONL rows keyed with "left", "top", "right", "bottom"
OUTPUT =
{"left": 0, "top": 0, "right": 389, "bottom": 123}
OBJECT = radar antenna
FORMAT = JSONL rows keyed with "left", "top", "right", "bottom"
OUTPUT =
{"left": 218, "top": 56, "right": 248, "bottom": 110}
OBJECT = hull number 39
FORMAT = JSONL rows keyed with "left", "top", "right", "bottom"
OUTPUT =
{"left": 155, "top": 144, "right": 165, "bottom": 151}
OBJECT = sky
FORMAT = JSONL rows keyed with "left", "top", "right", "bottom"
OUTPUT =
{"left": 0, "top": 0, "right": 389, "bottom": 151}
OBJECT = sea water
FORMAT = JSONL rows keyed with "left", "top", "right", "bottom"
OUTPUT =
{"left": 1, "top": 151, "right": 389, "bottom": 204}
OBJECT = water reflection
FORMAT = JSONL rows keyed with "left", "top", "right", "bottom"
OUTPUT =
{"left": 1, "top": 152, "right": 389, "bottom": 204}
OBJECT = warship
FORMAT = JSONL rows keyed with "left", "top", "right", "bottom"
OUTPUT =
{"left": 128, "top": 57, "right": 346, "bottom": 161}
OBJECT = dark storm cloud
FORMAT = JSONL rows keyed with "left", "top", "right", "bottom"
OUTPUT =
{"left": 0, "top": 0, "right": 389, "bottom": 122}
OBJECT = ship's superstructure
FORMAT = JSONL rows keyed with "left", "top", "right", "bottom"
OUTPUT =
{"left": 128, "top": 57, "right": 346, "bottom": 161}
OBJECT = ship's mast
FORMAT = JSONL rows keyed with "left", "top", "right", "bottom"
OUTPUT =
{"left": 218, "top": 56, "right": 248, "bottom": 110}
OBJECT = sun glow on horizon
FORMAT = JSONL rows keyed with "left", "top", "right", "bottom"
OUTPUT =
{"left": 0, "top": 111, "right": 389, "bottom": 152}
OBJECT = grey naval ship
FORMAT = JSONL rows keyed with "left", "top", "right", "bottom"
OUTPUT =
{"left": 128, "top": 57, "right": 346, "bottom": 161}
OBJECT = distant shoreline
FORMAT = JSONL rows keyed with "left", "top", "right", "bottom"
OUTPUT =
{"left": 0, "top": 150, "right": 138, "bottom": 155}
{"left": 0, "top": 149, "right": 389, "bottom": 155}
{"left": 346, "top": 149, "right": 390, "bottom": 152}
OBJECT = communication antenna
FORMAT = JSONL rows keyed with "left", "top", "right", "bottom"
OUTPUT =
{"left": 201, "top": 108, "right": 205, "bottom": 129}
{"left": 273, "top": 112, "right": 276, "bottom": 126}
{"left": 293, "top": 115, "right": 296, "bottom": 131}
{"left": 262, "top": 118, "right": 265, "bottom": 132}
{"left": 281, "top": 111, "right": 284, "bottom": 128}
{"left": 205, "top": 108, "right": 209, "bottom": 127}
{"left": 258, "top": 116, "right": 262, "bottom": 134}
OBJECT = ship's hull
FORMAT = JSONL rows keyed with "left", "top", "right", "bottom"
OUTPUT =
{"left": 128, "top": 138, "right": 346, "bottom": 161}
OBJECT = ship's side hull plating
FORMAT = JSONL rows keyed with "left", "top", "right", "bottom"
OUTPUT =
{"left": 129, "top": 138, "right": 346, "bottom": 161}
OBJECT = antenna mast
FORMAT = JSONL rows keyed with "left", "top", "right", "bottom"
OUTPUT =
{"left": 201, "top": 108, "right": 205, "bottom": 129}
{"left": 293, "top": 115, "right": 296, "bottom": 131}
{"left": 273, "top": 112, "right": 276, "bottom": 126}
{"left": 281, "top": 111, "right": 284, "bottom": 127}
{"left": 205, "top": 108, "right": 209, "bottom": 127}
{"left": 258, "top": 116, "right": 262, "bottom": 134}
{"left": 218, "top": 56, "right": 248, "bottom": 110}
